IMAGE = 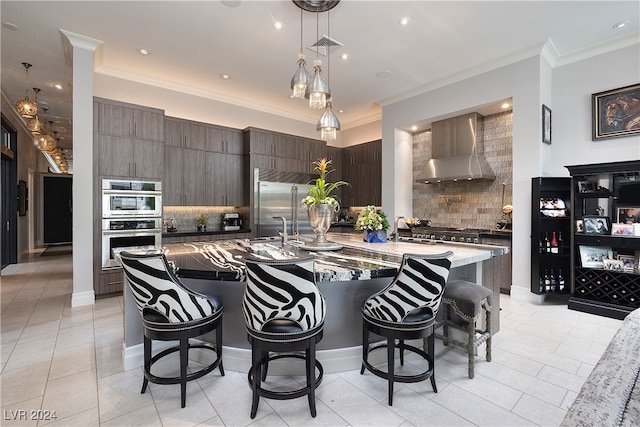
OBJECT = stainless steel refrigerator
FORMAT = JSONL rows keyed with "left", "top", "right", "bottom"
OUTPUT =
{"left": 255, "top": 181, "right": 314, "bottom": 238}
{"left": 254, "top": 170, "right": 316, "bottom": 238}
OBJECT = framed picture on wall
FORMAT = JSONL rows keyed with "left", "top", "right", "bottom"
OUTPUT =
{"left": 17, "top": 180, "right": 27, "bottom": 217}
{"left": 592, "top": 83, "right": 640, "bottom": 140}
{"left": 542, "top": 104, "right": 552, "bottom": 144}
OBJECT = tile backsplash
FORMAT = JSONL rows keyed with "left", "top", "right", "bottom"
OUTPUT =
{"left": 412, "top": 111, "right": 513, "bottom": 230}
{"left": 163, "top": 206, "right": 250, "bottom": 232}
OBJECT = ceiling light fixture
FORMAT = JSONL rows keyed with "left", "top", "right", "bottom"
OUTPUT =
{"left": 15, "top": 63, "right": 38, "bottom": 118}
{"left": 304, "top": 10, "right": 331, "bottom": 109}
{"left": 399, "top": 17, "right": 410, "bottom": 26}
{"left": 501, "top": 102, "right": 510, "bottom": 109}
{"left": 316, "top": 8, "right": 340, "bottom": 141}
{"left": 54, "top": 84, "right": 63, "bottom": 90}
{"left": 290, "top": 8, "right": 311, "bottom": 99}
{"left": 26, "top": 88, "right": 45, "bottom": 134}
{"left": 137, "top": 48, "right": 149, "bottom": 55}
{"left": 612, "top": 21, "right": 628, "bottom": 29}
{"left": 38, "top": 121, "right": 58, "bottom": 154}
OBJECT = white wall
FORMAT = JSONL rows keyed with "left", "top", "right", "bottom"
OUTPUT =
{"left": 550, "top": 44, "right": 640, "bottom": 173}
{"left": 94, "top": 74, "right": 322, "bottom": 140}
{"left": 382, "top": 55, "right": 544, "bottom": 301}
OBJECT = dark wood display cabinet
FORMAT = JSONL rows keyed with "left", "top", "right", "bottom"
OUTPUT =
{"left": 566, "top": 160, "right": 640, "bottom": 320}
{"left": 531, "top": 177, "right": 572, "bottom": 295}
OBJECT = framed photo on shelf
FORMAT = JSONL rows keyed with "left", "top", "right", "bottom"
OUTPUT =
{"left": 582, "top": 215, "right": 610, "bottom": 235}
{"left": 617, "top": 255, "right": 636, "bottom": 272}
{"left": 542, "top": 104, "right": 552, "bottom": 144}
{"left": 577, "top": 180, "right": 596, "bottom": 193}
{"left": 616, "top": 207, "right": 640, "bottom": 224}
{"left": 592, "top": 83, "right": 640, "bottom": 141}
{"left": 611, "top": 223, "right": 634, "bottom": 235}
{"left": 579, "top": 246, "right": 613, "bottom": 268}
{"left": 603, "top": 259, "right": 624, "bottom": 272}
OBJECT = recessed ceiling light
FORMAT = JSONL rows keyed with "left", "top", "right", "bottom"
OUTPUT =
{"left": 2, "top": 22, "right": 18, "bottom": 31}
{"left": 221, "top": 74, "right": 230, "bottom": 79}
{"left": 399, "top": 17, "right": 410, "bottom": 26}
{"left": 411, "top": 125, "right": 418, "bottom": 131}
{"left": 274, "top": 21, "right": 283, "bottom": 30}
{"left": 338, "top": 109, "right": 344, "bottom": 113}
{"left": 377, "top": 69, "right": 392, "bottom": 78}
{"left": 341, "top": 53, "right": 349, "bottom": 60}
{"left": 137, "top": 48, "right": 150, "bottom": 55}
{"left": 501, "top": 102, "right": 510, "bottom": 109}
{"left": 54, "top": 84, "right": 63, "bottom": 90}
{"left": 612, "top": 21, "right": 628, "bottom": 29}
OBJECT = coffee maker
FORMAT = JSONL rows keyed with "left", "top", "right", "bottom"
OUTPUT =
{"left": 222, "top": 212, "right": 242, "bottom": 231}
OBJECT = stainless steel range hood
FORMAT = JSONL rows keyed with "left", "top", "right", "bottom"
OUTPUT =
{"left": 416, "top": 112, "right": 495, "bottom": 183}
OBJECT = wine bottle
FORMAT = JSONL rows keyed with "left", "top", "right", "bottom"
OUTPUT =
{"left": 558, "top": 269, "right": 565, "bottom": 292}
{"left": 550, "top": 269, "right": 557, "bottom": 292}
{"left": 539, "top": 235, "right": 544, "bottom": 254}
{"left": 544, "top": 232, "right": 550, "bottom": 254}
{"left": 557, "top": 231, "right": 563, "bottom": 254}
{"left": 544, "top": 269, "right": 551, "bottom": 292}
{"left": 550, "top": 231, "right": 558, "bottom": 254}
{"left": 539, "top": 274, "right": 544, "bottom": 293}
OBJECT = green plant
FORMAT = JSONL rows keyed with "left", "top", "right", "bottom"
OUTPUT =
{"left": 301, "top": 158, "right": 349, "bottom": 209}
{"left": 354, "top": 205, "right": 390, "bottom": 231}
{"left": 197, "top": 214, "right": 207, "bottom": 225}
{"left": 405, "top": 217, "right": 421, "bottom": 227}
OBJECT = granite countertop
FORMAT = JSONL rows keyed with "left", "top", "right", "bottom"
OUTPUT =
{"left": 162, "top": 232, "right": 508, "bottom": 282}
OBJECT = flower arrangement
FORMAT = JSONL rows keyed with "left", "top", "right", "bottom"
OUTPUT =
{"left": 405, "top": 217, "right": 421, "bottom": 228}
{"left": 355, "top": 205, "right": 390, "bottom": 231}
{"left": 197, "top": 213, "right": 207, "bottom": 225}
{"left": 301, "top": 158, "right": 349, "bottom": 209}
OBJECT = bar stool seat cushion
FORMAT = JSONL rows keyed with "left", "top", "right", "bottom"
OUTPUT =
{"left": 442, "top": 280, "right": 493, "bottom": 322}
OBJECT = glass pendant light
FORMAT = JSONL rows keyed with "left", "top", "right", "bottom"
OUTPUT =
{"left": 290, "top": 9, "right": 311, "bottom": 98}
{"left": 316, "top": 9, "right": 340, "bottom": 141}
{"left": 317, "top": 101, "right": 340, "bottom": 141}
{"left": 305, "top": 12, "right": 330, "bottom": 109}
{"left": 16, "top": 63, "right": 38, "bottom": 118}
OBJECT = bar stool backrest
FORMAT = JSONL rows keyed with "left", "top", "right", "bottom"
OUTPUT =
{"left": 363, "top": 252, "right": 454, "bottom": 323}
{"left": 243, "top": 258, "right": 325, "bottom": 332}
{"left": 120, "top": 251, "right": 217, "bottom": 323}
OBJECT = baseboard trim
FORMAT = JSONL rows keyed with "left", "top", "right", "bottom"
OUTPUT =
{"left": 71, "top": 290, "right": 95, "bottom": 307}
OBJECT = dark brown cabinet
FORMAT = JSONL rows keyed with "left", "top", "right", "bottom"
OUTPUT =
{"left": 163, "top": 117, "right": 244, "bottom": 206}
{"left": 342, "top": 140, "right": 382, "bottom": 207}
{"left": 566, "top": 160, "right": 640, "bottom": 319}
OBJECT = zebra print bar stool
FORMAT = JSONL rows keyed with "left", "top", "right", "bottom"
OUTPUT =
{"left": 120, "top": 251, "right": 224, "bottom": 408}
{"left": 242, "top": 257, "right": 326, "bottom": 419}
{"left": 361, "top": 252, "right": 454, "bottom": 406}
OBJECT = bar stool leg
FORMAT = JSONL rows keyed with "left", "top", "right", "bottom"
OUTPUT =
{"left": 467, "top": 319, "right": 475, "bottom": 379}
{"left": 250, "top": 343, "right": 261, "bottom": 418}
{"left": 427, "top": 333, "right": 437, "bottom": 393}
{"left": 180, "top": 338, "right": 188, "bottom": 408}
{"left": 485, "top": 302, "right": 492, "bottom": 362}
{"left": 307, "top": 339, "right": 317, "bottom": 417}
{"left": 360, "top": 326, "right": 369, "bottom": 375}
{"left": 387, "top": 337, "right": 395, "bottom": 406}
{"left": 142, "top": 335, "right": 151, "bottom": 394}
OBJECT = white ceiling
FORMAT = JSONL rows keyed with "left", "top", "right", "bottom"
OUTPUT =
{"left": 1, "top": 1, "right": 639, "bottom": 160}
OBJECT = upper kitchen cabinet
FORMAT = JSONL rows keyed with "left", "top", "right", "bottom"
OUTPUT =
{"left": 94, "top": 98, "right": 164, "bottom": 179}
{"left": 164, "top": 117, "right": 207, "bottom": 149}
{"left": 243, "top": 127, "right": 326, "bottom": 174}
{"left": 207, "top": 125, "right": 243, "bottom": 155}
{"left": 342, "top": 140, "right": 381, "bottom": 207}
{"left": 94, "top": 97, "right": 164, "bottom": 141}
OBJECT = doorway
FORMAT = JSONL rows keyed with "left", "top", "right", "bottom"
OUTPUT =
{"left": 1, "top": 117, "right": 17, "bottom": 268}
{"left": 43, "top": 175, "right": 72, "bottom": 244}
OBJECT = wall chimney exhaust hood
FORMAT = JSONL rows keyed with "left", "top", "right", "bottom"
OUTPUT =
{"left": 415, "top": 112, "right": 495, "bottom": 184}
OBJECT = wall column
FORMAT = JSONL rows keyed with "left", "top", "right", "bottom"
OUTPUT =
{"left": 61, "top": 30, "right": 103, "bottom": 307}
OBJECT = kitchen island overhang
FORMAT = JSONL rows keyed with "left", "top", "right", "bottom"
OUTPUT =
{"left": 122, "top": 233, "right": 509, "bottom": 373}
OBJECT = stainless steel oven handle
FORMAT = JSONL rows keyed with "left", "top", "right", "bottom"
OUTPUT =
{"left": 102, "top": 229, "right": 162, "bottom": 235}
{"left": 102, "top": 190, "right": 162, "bottom": 196}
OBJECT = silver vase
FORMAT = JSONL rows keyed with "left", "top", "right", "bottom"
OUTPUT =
{"left": 307, "top": 204, "right": 334, "bottom": 244}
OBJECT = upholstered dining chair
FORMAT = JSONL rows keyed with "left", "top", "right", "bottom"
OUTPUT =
{"left": 242, "top": 257, "right": 326, "bottom": 419}
{"left": 120, "top": 250, "right": 224, "bottom": 408}
{"left": 361, "top": 251, "right": 454, "bottom": 406}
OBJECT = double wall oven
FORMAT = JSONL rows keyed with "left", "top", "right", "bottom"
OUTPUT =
{"left": 101, "top": 179, "right": 162, "bottom": 269}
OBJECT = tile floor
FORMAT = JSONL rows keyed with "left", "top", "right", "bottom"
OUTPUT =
{"left": 1, "top": 253, "right": 623, "bottom": 426}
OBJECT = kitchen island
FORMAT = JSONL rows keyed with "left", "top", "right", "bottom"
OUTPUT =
{"left": 122, "top": 233, "right": 509, "bottom": 373}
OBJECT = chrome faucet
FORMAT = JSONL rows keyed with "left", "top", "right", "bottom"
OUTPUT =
{"left": 274, "top": 216, "right": 288, "bottom": 244}
{"left": 394, "top": 216, "right": 405, "bottom": 242}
